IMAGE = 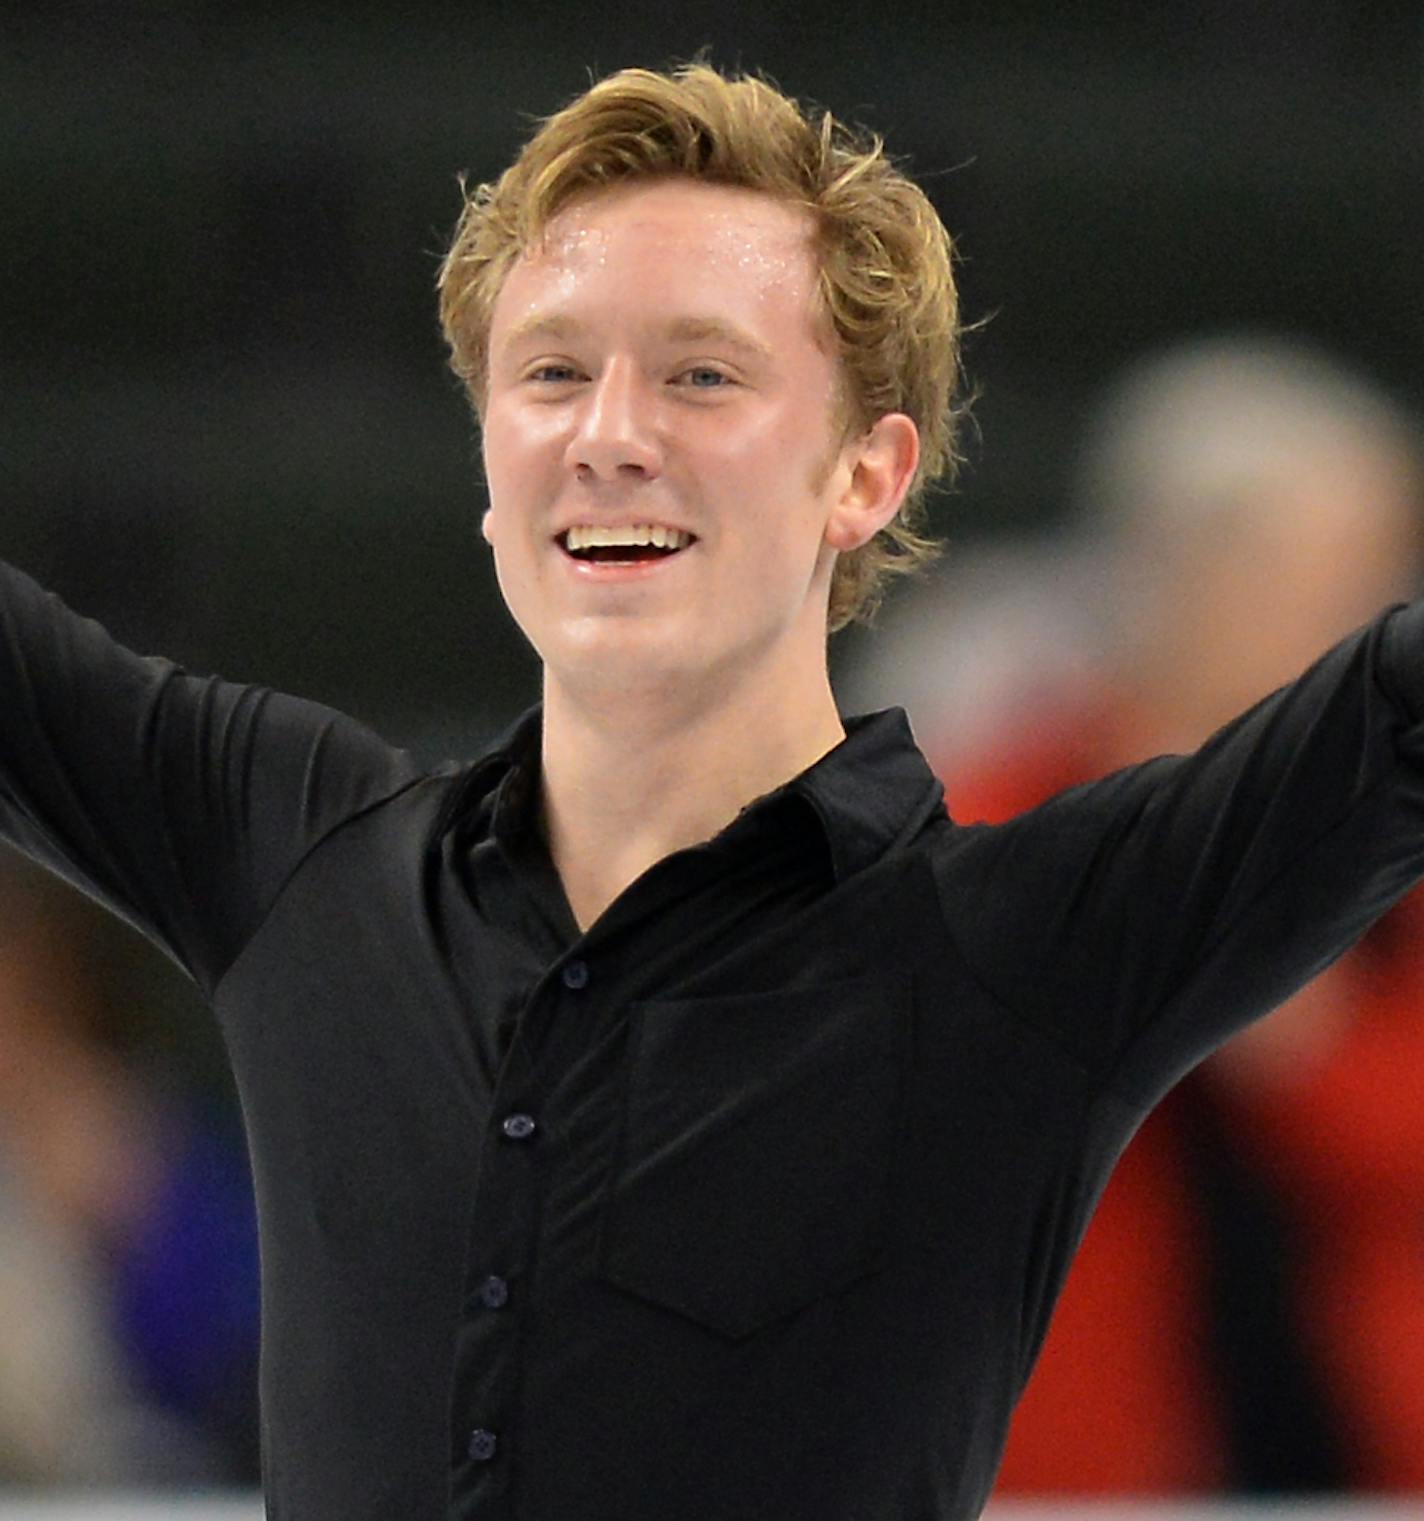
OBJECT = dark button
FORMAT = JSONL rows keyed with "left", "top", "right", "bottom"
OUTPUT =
{"left": 561, "top": 959, "right": 590, "bottom": 990}
{"left": 468, "top": 1427, "right": 498, "bottom": 1462}
{"left": 480, "top": 1274, "right": 509, "bottom": 1309}
{"left": 502, "top": 1113, "right": 537, "bottom": 1140}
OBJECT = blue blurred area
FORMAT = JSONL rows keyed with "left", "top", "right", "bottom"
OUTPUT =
{"left": 107, "top": 1113, "right": 260, "bottom": 1471}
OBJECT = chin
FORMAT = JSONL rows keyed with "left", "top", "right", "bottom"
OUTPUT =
{"left": 544, "top": 631, "right": 694, "bottom": 696}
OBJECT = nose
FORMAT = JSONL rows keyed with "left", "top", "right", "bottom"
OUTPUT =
{"left": 565, "top": 357, "right": 662, "bottom": 482}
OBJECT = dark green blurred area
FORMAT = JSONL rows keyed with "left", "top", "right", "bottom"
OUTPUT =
{"left": 2, "top": 2, "right": 1422, "bottom": 1083}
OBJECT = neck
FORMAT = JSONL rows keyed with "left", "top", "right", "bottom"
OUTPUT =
{"left": 537, "top": 662, "right": 846, "bottom": 934}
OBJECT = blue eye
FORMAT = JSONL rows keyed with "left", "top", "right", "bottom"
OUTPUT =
{"left": 529, "top": 364, "right": 581, "bottom": 383}
{"left": 681, "top": 367, "right": 730, "bottom": 388}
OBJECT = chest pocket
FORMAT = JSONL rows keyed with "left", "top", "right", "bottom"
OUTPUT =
{"left": 595, "top": 972, "right": 911, "bottom": 1341}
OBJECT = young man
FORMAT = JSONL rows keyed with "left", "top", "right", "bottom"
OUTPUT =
{"left": 2, "top": 62, "right": 1424, "bottom": 1521}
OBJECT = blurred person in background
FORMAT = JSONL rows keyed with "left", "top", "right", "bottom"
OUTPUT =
{"left": 847, "top": 333, "right": 1424, "bottom": 1493}
{"left": 0, "top": 851, "right": 260, "bottom": 1485}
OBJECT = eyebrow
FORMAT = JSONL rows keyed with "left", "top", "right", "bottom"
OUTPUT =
{"left": 499, "top": 314, "right": 774, "bottom": 365}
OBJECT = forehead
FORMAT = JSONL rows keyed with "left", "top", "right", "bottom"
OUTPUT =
{"left": 538, "top": 178, "right": 814, "bottom": 262}
{"left": 492, "top": 179, "right": 825, "bottom": 340}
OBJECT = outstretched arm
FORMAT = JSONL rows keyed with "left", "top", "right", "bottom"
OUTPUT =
{"left": 942, "top": 598, "right": 1424, "bottom": 1110}
{"left": 0, "top": 556, "right": 423, "bottom": 998}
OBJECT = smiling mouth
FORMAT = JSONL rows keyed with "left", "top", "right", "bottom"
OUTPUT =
{"left": 555, "top": 531, "right": 697, "bottom": 564}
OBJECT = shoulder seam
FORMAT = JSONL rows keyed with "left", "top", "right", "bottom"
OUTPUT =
{"left": 924, "top": 841, "right": 1113, "bottom": 1095}
{"left": 208, "top": 771, "right": 433, "bottom": 1000}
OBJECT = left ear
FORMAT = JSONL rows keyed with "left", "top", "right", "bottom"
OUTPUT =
{"left": 823, "top": 413, "right": 921, "bottom": 553}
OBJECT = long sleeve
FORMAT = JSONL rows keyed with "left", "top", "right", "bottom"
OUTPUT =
{"left": 941, "top": 599, "right": 1424, "bottom": 1109}
{"left": 0, "top": 557, "right": 424, "bottom": 997}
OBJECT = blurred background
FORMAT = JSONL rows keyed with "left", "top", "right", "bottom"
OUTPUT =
{"left": 2, "top": 0, "right": 1423, "bottom": 1505}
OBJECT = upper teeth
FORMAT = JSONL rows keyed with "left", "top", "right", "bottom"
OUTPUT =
{"left": 565, "top": 524, "right": 692, "bottom": 552}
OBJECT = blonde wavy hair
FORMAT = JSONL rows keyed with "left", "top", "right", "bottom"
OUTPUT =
{"left": 438, "top": 61, "right": 965, "bottom": 633}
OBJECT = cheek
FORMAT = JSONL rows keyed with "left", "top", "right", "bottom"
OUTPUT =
{"left": 482, "top": 404, "right": 559, "bottom": 487}
{"left": 480, "top": 439, "right": 546, "bottom": 554}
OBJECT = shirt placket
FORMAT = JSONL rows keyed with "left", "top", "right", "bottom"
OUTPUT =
{"left": 447, "top": 947, "right": 594, "bottom": 1518}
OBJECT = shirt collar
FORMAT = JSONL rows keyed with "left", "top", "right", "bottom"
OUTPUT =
{"left": 787, "top": 706, "right": 948, "bottom": 880}
{"left": 448, "top": 702, "right": 947, "bottom": 883}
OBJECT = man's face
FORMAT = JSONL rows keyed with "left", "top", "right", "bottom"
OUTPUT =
{"left": 479, "top": 178, "right": 859, "bottom": 705}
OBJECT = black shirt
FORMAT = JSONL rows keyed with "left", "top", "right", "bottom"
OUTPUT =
{"left": 5, "top": 554, "right": 1424, "bottom": 1520}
